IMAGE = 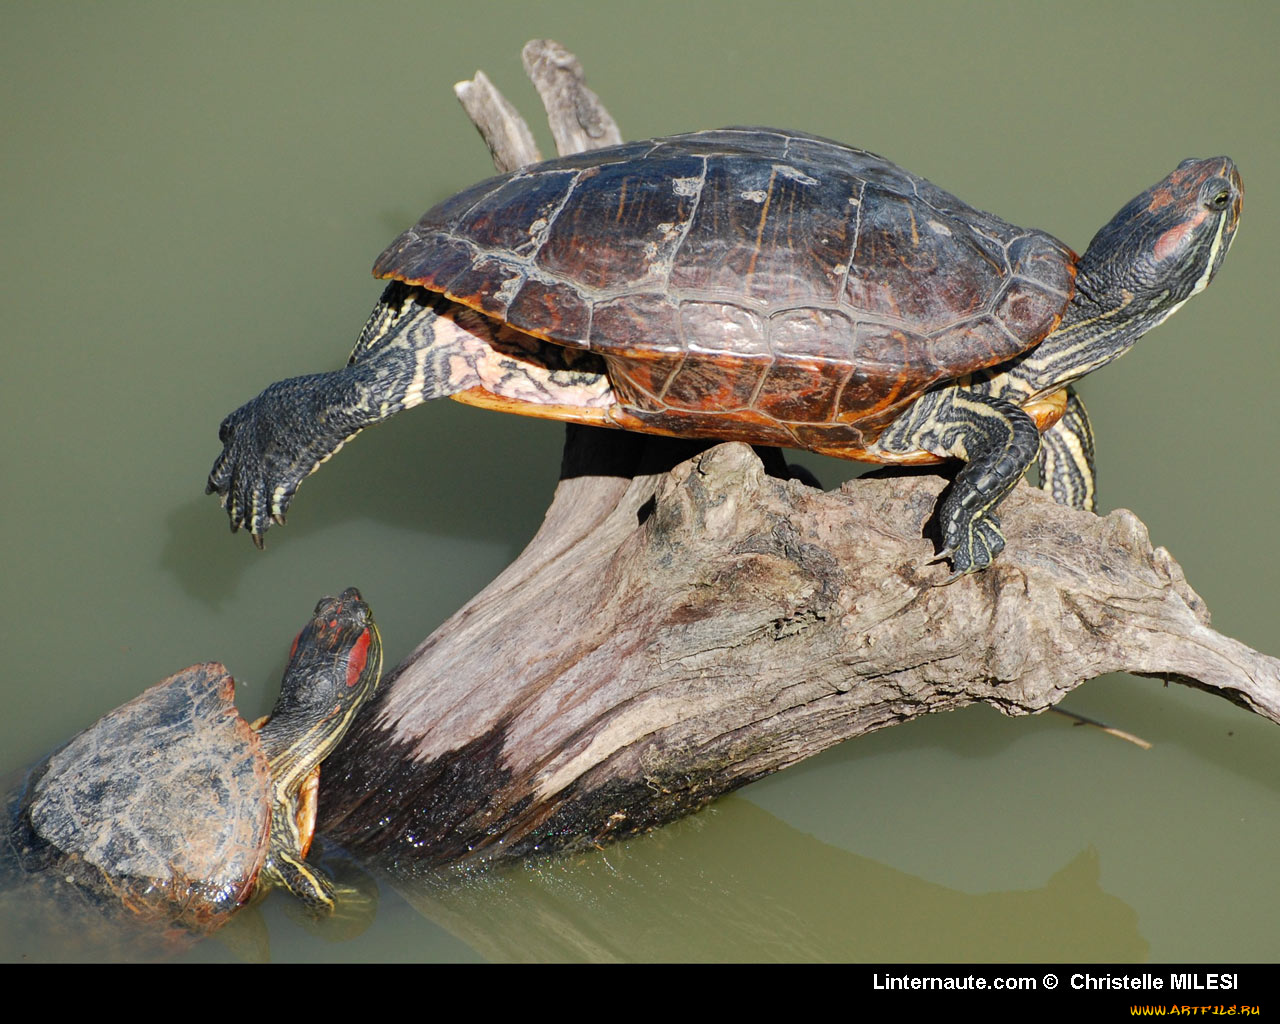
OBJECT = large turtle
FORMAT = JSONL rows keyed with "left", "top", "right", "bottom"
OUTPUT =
{"left": 207, "top": 128, "right": 1242, "bottom": 576}
{"left": 5, "top": 588, "right": 381, "bottom": 939}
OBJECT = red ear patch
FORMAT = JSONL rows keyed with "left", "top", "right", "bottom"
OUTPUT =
{"left": 345, "top": 629, "right": 372, "bottom": 687}
{"left": 288, "top": 631, "right": 301, "bottom": 661}
{"left": 1153, "top": 210, "right": 1206, "bottom": 263}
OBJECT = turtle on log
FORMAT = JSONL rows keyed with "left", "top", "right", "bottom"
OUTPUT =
{"left": 4, "top": 588, "right": 381, "bottom": 950}
{"left": 207, "top": 128, "right": 1242, "bottom": 577}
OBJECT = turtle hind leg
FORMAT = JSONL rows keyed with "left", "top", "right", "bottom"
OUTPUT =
{"left": 207, "top": 286, "right": 475, "bottom": 545}
{"left": 1036, "top": 387, "right": 1097, "bottom": 512}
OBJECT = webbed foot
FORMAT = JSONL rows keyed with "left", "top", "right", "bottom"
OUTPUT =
{"left": 207, "top": 373, "right": 354, "bottom": 545}
{"left": 932, "top": 511, "right": 1005, "bottom": 583}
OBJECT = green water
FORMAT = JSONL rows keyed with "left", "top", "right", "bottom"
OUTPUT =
{"left": 3, "top": 1, "right": 1278, "bottom": 962}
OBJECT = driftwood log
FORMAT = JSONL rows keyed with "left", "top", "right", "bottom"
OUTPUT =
{"left": 318, "top": 40, "right": 1280, "bottom": 874}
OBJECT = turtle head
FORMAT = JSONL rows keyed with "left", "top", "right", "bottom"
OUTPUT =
{"left": 1078, "top": 157, "right": 1242, "bottom": 317}
{"left": 253, "top": 589, "right": 380, "bottom": 914}
{"left": 258, "top": 587, "right": 382, "bottom": 775}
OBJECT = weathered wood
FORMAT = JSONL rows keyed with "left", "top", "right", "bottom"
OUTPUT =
{"left": 521, "top": 39, "right": 622, "bottom": 156}
{"left": 317, "top": 43, "right": 1280, "bottom": 874}
{"left": 453, "top": 70, "right": 540, "bottom": 173}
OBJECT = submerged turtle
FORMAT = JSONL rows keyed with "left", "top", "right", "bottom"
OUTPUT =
{"left": 6, "top": 588, "right": 380, "bottom": 938}
{"left": 207, "top": 128, "right": 1242, "bottom": 576}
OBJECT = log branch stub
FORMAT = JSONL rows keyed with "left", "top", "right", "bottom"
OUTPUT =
{"left": 453, "top": 70, "right": 541, "bottom": 173}
{"left": 522, "top": 39, "right": 622, "bottom": 156}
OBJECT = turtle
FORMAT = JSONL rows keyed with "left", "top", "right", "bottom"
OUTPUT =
{"left": 207, "top": 128, "right": 1242, "bottom": 576}
{"left": 5, "top": 588, "right": 381, "bottom": 939}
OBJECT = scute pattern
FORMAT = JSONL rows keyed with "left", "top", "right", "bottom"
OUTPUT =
{"left": 374, "top": 128, "right": 1076, "bottom": 445}
{"left": 18, "top": 663, "right": 270, "bottom": 929}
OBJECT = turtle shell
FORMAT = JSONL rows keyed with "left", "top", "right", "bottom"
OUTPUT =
{"left": 374, "top": 127, "right": 1076, "bottom": 452}
{"left": 10, "top": 663, "right": 271, "bottom": 934}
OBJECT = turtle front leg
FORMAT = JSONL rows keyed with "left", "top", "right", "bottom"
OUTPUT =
{"left": 264, "top": 849, "right": 337, "bottom": 913}
{"left": 932, "top": 393, "right": 1042, "bottom": 580}
{"left": 1036, "top": 387, "right": 1097, "bottom": 512}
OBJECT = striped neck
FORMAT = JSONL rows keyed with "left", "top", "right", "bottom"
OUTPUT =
{"left": 1011, "top": 280, "right": 1169, "bottom": 398}
{"left": 1007, "top": 155, "right": 1241, "bottom": 401}
{"left": 258, "top": 715, "right": 337, "bottom": 806}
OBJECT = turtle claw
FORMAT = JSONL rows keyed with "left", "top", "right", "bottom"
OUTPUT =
{"left": 924, "top": 500, "right": 1008, "bottom": 581}
{"left": 934, "top": 511, "right": 1005, "bottom": 580}
{"left": 206, "top": 376, "right": 337, "bottom": 546}
{"left": 926, "top": 545, "right": 955, "bottom": 566}
{"left": 924, "top": 546, "right": 970, "bottom": 586}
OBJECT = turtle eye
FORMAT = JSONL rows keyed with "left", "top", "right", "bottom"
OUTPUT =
{"left": 1201, "top": 178, "right": 1233, "bottom": 211}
